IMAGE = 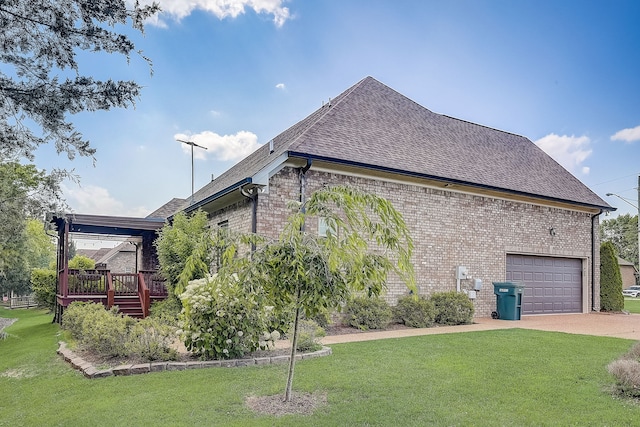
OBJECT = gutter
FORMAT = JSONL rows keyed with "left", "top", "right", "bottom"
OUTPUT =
{"left": 287, "top": 151, "right": 614, "bottom": 212}
{"left": 180, "top": 178, "right": 252, "bottom": 216}
{"left": 591, "top": 210, "right": 603, "bottom": 312}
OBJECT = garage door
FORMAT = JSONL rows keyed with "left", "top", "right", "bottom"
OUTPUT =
{"left": 506, "top": 255, "right": 582, "bottom": 315}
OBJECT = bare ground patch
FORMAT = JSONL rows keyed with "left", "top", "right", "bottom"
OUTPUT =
{"left": 245, "top": 391, "right": 328, "bottom": 416}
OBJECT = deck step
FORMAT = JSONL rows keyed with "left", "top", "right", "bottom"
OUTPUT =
{"left": 113, "top": 296, "right": 144, "bottom": 319}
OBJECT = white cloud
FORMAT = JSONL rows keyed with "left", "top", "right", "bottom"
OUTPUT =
{"left": 611, "top": 125, "right": 640, "bottom": 143}
{"left": 145, "top": 0, "right": 291, "bottom": 27}
{"left": 63, "top": 184, "right": 151, "bottom": 217}
{"left": 209, "top": 110, "right": 222, "bottom": 117}
{"left": 534, "top": 133, "right": 592, "bottom": 175}
{"left": 174, "top": 130, "right": 260, "bottom": 161}
{"left": 275, "top": 83, "right": 286, "bottom": 90}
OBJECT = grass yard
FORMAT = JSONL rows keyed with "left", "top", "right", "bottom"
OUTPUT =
{"left": 625, "top": 297, "right": 640, "bottom": 314}
{"left": 1, "top": 307, "right": 639, "bottom": 426}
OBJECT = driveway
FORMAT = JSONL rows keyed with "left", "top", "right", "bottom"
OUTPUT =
{"left": 320, "top": 313, "right": 640, "bottom": 345}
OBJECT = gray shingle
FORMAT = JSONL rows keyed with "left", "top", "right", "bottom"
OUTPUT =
{"left": 191, "top": 76, "right": 609, "bottom": 210}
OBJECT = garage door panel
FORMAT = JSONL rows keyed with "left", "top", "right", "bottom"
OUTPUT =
{"left": 506, "top": 255, "right": 582, "bottom": 315}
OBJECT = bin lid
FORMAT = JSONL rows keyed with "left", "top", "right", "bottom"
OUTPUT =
{"left": 492, "top": 282, "right": 525, "bottom": 289}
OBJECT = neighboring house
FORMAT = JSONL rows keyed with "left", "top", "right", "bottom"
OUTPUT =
{"left": 618, "top": 257, "right": 639, "bottom": 288}
{"left": 162, "top": 76, "right": 614, "bottom": 317}
{"left": 77, "top": 243, "right": 137, "bottom": 273}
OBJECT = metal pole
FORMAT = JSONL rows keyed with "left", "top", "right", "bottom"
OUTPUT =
{"left": 637, "top": 175, "right": 640, "bottom": 277}
{"left": 176, "top": 139, "right": 207, "bottom": 205}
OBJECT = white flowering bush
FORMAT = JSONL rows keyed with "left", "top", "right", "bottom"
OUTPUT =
{"left": 179, "top": 273, "right": 278, "bottom": 359}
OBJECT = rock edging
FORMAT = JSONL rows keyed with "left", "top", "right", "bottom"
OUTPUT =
{"left": 57, "top": 342, "right": 332, "bottom": 379}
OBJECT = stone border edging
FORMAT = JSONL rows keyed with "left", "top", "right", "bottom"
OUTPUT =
{"left": 57, "top": 342, "right": 332, "bottom": 379}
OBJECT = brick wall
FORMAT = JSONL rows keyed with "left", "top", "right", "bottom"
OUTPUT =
{"left": 252, "top": 167, "right": 599, "bottom": 317}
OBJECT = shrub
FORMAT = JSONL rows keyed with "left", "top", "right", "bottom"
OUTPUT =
{"left": 68, "top": 254, "right": 96, "bottom": 270}
{"left": 179, "top": 273, "right": 277, "bottom": 359}
{"left": 600, "top": 241, "right": 624, "bottom": 312}
{"left": 62, "top": 302, "right": 177, "bottom": 361}
{"left": 149, "top": 298, "right": 181, "bottom": 327}
{"left": 294, "top": 319, "right": 325, "bottom": 352}
{"left": 127, "top": 317, "right": 178, "bottom": 361}
{"left": 345, "top": 295, "right": 392, "bottom": 330}
{"left": 393, "top": 294, "right": 435, "bottom": 328}
{"left": 30, "top": 268, "right": 57, "bottom": 311}
{"left": 431, "top": 291, "right": 474, "bottom": 325}
{"left": 608, "top": 358, "right": 640, "bottom": 398}
{"left": 77, "top": 305, "right": 135, "bottom": 358}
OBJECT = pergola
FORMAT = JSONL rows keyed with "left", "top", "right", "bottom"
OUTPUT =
{"left": 51, "top": 214, "right": 167, "bottom": 322}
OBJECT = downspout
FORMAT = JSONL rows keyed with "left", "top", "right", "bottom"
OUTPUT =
{"left": 240, "top": 185, "right": 259, "bottom": 253}
{"left": 299, "top": 159, "right": 313, "bottom": 231}
{"left": 591, "top": 209, "right": 603, "bottom": 312}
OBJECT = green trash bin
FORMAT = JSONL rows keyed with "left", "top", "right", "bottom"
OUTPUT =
{"left": 492, "top": 282, "right": 525, "bottom": 320}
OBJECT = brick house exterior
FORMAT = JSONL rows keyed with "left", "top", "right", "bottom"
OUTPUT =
{"left": 174, "top": 77, "right": 613, "bottom": 317}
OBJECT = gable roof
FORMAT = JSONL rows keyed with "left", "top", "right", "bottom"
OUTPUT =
{"left": 187, "top": 76, "right": 611, "bottom": 211}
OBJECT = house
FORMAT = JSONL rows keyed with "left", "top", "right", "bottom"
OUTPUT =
{"left": 168, "top": 76, "right": 614, "bottom": 318}
{"left": 618, "top": 257, "right": 639, "bottom": 288}
{"left": 77, "top": 243, "right": 137, "bottom": 273}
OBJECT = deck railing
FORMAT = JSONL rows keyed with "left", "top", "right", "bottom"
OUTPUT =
{"left": 62, "top": 269, "right": 167, "bottom": 318}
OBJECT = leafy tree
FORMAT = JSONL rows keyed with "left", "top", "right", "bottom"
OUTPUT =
{"left": 601, "top": 214, "right": 639, "bottom": 270}
{"left": 154, "top": 210, "right": 212, "bottom": 300}
{"left": 31, "top": 268, "right": 57, "bottom": 311}
{"left": 68, "top": 254, "right": 95, "bottom": 270}
{"left": 171, "top": 186, "right": 415, "bottom": 401}
{"left": 247, "top": 185, "right": 416, "bottom": 401}
{"left": 24, "top": 219, "right": 56, "bottom": 270}
{"left": 600, "top": 241, "right": 624, "bottom": 312}
{"left": 0, "top": 162, "right": 64, "bottom": 294}
{"left": 0, "top": 0, "right": 160, "bottom": 161}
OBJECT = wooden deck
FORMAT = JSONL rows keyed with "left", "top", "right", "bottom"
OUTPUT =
{"left": 57, "top": 269, "right": 168, "bottom": 318}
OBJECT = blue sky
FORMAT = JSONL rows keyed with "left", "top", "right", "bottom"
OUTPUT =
{"left": 34, "top": 0, "right": 640, "bottom": 224}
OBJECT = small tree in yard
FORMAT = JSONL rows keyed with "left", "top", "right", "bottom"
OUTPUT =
{"left": 247, "top": 185, "right": 416, "bottom": 402}
{"left": 600, "top": 241, "right": 624, "bottom": 312}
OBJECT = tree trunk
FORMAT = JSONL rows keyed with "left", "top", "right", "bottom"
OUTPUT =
{"left": 284, "top": 291, "right": 302, "bottom": 402}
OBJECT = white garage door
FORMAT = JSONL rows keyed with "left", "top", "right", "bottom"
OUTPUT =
{"left": 506, "top": 255, "right": 582, "bottom": 315}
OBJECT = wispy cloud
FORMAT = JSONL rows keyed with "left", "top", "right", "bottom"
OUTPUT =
{"left": 145, "top": 0, "right": 291, "bottom": 27}
{"left": 63, "top": 184, "right": 151, "bottom": 217}
{"left": 611, "top": 125, "right": 640, "bottom": 143}
{"left": 275, "top": 83, "right": 286, "bottom": 90}
{"left": 174, "top": 130, "right": 260, "bottom": 161}
{"left": 534, "top": 133, "right": 592, "bottom": 175}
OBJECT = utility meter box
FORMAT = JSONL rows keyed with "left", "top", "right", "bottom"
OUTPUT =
{"left": 456, "top": 266, "right": 469, "bottom": 280}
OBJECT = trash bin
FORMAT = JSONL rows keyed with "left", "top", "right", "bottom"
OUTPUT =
{"left": 492, "top": 282, "right": 525, "bottom": 320}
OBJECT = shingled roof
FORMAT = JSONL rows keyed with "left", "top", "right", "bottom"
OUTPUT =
{"left": 188, "top": 76, "right": 610, "bottom": 211}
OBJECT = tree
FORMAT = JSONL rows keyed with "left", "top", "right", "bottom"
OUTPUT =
{"left": 68, "top": 254, "right": 95, "bottom": 270}
{"left": 600, "top": 241, "right": 624, "bottom": 312}
{"left": 0, "top": 0, "right": 160, "bottom": 161}
{"left": 154, "top": 210, "right": 213, "bottom": 301}
{"left": 601, "top": 214, "right": 639, "bottom": 270}
{"left": 247, "top": 186, "right": 416, "bottom": 401}
{"left": 0, "top": 162, "right": 65, "bottom": 293}
{"left": 24, "top": 219, "right": 56, "bottom": 270}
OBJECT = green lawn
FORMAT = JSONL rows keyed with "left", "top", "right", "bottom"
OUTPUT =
{"left": 1, "top": 308, "right": 638, "bottom": 426}
{"left": 625, "top": 297, "right": 640, "bottom": 314}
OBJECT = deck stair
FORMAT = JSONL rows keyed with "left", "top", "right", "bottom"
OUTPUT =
{"left": 113, "top": 295, "right": 144, "bottom": 318}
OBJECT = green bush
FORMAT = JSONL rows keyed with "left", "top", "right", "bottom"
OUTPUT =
{"left": 78, "top": 304, "right": 134, "bottom": 358}
{"left": 68, "top": 254, "right": 96, "bottom": 270}
{"left": 179, "top": 273, "right": 277, "bottom": 359}
{"left": 62, "top": 302, "right": 177, "bottom": 361}
{"left": 393, "top": 294, "right": 435, "bottom": 328}
{"left": 294, "top": 319, "right": 325, "bottom": 352}
{"left": 128, "top": 317, "right": 178, "bottom": 361}
{"left": 30, "top": 268, "right": 57, "bottom": 311}
{"left": 600, "top": 241, "right": 624, "bottom": 312}
{"left": 431, "top": 291, "right": 474, "bottom": 325}
{"left": 149, "top": 298, "right": 182, "bottom": 327}
{"left": 345, "top": 295, "right": 392, "bottom": 330}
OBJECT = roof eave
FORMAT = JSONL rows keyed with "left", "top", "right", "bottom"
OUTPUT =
{"left": 287, "top": 151, "right": 615, "bottom": 213}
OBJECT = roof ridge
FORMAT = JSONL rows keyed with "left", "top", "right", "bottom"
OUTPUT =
{"left": 439, "top": 114, "right": 527, "bottom": 139}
